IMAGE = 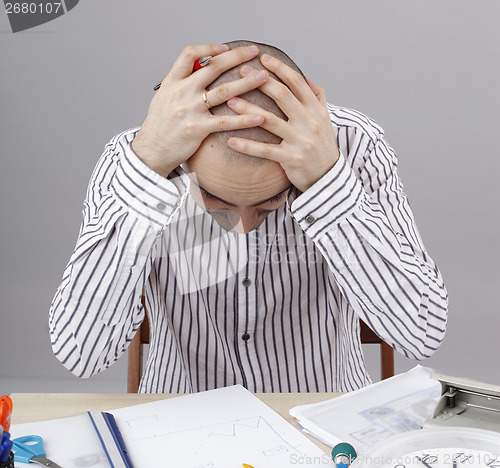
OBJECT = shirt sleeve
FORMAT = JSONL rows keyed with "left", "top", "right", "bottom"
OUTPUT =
{"left": 48, "top": 128, "right": 189, "bottom": 378}
{"left": 290, "top": 123, "right": 448, "bottom": 361}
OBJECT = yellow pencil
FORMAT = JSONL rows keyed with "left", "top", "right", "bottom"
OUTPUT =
{"left": 242, "top": 464, "right": 255, "bottom": 468}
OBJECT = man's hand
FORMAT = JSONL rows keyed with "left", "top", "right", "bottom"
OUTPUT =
{"left": 225, "top": 54, "right": 340, "bottom": 193}
{"left": 132, "top": 44, "right": 269, "bottom": 178}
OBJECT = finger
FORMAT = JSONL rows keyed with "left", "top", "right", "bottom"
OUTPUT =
{"left": 260, "top": 54, "right": 316, "bottom": 104}
{"left": 203, "top": 113, "right": 265, "bottom": 134}
{"left": 227, "top": 137, "right": 285, "bottom": 164}
{"left": 192, "top": 45, "right": 260, "bottom": 85}
{"left": 306, "top": 76, "right": 327, "bottom": 106}
{"left": 170, "top": 43, "right": 229, "bottom": 79}
{"left": 239, "top": 65, "right": 299, "bottom": 117}
{"left": 226, "top": 96, "right": 293, "bottom": 141}
{"left": 255, "top": 75, "right": 302, "bottom": 118}
{"left": 205, "top": 69, "right": 269, "bottom": 108}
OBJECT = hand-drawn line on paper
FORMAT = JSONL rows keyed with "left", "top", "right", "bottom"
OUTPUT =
{"left": 193, "top": 416, "right": 297, "bottom": 457}
{"left": 126, "top": 415, "right": 306, "bottom": 457}
{"left": 126, "top": 414, "right": 159, "bottom": 429}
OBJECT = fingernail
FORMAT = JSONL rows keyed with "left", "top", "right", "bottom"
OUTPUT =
{"left": 248, "top": 45, "right": 258, "bottom": 54}
{"left": 252, "top": 115, "right": 263, "bottom": 124}
{"left": 261, "top": 54, "right": 272, "bottom": 62}
{"left": 227, "top": 98, "right": 238, "bottom": 107}
{"left": 220, "top": 44, "right": 229, "bottom": 51}
{"left": 257, "top": 70, "right": 267, "bottom": 81}
{"left": 228, "top": 138, "right": 238, "bottom": 148}
{"left": 241, "top": 66, "right": 252, "bottom": 75}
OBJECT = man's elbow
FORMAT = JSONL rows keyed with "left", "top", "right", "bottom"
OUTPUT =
{"left": 50, "top": 337, "right": 99, "bottom": 379}
{"left": 419, "top": 288, "right": 449, "bottom": 359}
{"left": 414, "top": 321, "right": 447, "bottom": 361}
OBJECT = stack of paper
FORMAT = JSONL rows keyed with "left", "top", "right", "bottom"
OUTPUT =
{"left": 11, "top": 412, "right": 109, "bottom": 467}
{"left": 11, "top": 385, "right": 334, "bottom": 467}
{"left": 289, "top": 366, "right": 441, "bottom": 455}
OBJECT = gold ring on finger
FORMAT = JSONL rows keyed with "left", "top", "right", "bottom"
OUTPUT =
{"left": 202, "top": 90, "right": 212, "bottom": 109}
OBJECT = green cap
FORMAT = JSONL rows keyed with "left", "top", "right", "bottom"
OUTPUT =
{"left": 331, "top": 442, "right": 357, "bottom": 466}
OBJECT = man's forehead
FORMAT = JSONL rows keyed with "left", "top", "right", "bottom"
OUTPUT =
{"left": 186, "top": 154, "right": 285, "bottom": 187}
{"left": 185, "top": 144, "right": 290, "bottom": 205}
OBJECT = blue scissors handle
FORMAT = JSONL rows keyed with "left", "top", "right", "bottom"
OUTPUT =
{"left": 12, "top": 435, "right": 45, "bottom": 463}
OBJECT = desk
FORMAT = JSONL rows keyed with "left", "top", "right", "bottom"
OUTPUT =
{"left": 11, "top": 393, "right": 339, "bottom": 455}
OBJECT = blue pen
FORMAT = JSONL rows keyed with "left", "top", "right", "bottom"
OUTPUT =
{"left": 88, "top": 411, "right": 134, "bottom": 468}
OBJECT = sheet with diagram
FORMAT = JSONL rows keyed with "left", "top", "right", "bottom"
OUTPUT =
{"left": 289, "top": 365, "right": 442, "bottom": 455}
{"left": 10, "top": 385, "right": 334, "bottom": 468}
{"left": 110, "top": 384, "right": 333, "bottom": 467}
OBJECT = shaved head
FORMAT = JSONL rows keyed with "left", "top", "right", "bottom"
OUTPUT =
{"left": 206, "top": 40, "right": 305, "bottom": 164}
{"left": 185, "top": 41, "right": 303, "bottom": 232}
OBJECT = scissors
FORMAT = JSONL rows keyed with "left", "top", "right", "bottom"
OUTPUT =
{"left": 11, "top": 435, "right": 62, "bottom": 467}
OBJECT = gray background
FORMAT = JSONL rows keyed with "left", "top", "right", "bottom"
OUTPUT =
{"left": 1, "top": 0, "right": 499, "bottom": 393}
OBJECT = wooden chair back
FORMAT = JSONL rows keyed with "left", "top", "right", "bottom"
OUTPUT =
{"left": 359, "top": 320, "right": 395, "bottom": 380}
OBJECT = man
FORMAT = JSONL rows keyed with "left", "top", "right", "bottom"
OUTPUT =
{"left": 49, "top": 40, "right": 448, "bottom": 393}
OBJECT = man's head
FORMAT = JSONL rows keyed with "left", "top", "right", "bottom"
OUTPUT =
{"left": 206, "top": 40, "right": 305, "bottom": 161}
{"left": 185, "top": 40, "right": 304, "bottom": 234}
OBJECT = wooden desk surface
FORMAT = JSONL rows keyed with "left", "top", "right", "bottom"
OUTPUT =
{"left": 11, "top": 392, "right": 339, "bottom": 454}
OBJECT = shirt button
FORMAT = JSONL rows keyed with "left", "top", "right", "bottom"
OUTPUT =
{"left": 156, "top": 202, "right": 166, "bottom": 211}
{"left": 241, "top": 333, "right": 251, "bottom": 341}
{"left": 242, "top": 278, "right": 252, "bottom": 287}
{"left": 305, "top": 215, "right": 315, "bottom": 224}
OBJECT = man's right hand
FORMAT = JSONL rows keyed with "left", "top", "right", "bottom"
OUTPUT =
{"left": 131, "top": 44, "right": 269, "bottom": 178}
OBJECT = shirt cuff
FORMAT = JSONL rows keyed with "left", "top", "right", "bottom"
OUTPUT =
{"left": 111, "top": 138, "right": 189, "bottom": 228}
{"left": 291, "top": 152, "right": 364, "bottom": 240}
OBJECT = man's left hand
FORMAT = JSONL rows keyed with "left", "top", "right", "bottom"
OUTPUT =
{"left": 226, "top": 53, "right": 340, "bottom": 193}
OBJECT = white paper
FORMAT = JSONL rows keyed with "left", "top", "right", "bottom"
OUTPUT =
{"left": 109, "top": 385, "right": 333, "bottom": 467}
{"left": 10, "top": 385, "right": 333, "bottom": 467}
{"left": 289, "top": 366, "right": 441, "bottom": 455}
{"left": 10, "top": 413, "right": 109, "bottom": 467}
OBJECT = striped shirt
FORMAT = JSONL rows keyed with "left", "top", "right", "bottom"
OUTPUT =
{"left": 49, "top": 104, "right": 448, "bottom": 393}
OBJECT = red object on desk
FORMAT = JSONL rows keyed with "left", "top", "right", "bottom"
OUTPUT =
{"left": 0, "top": 396, "right": 13, "bottom": 433}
